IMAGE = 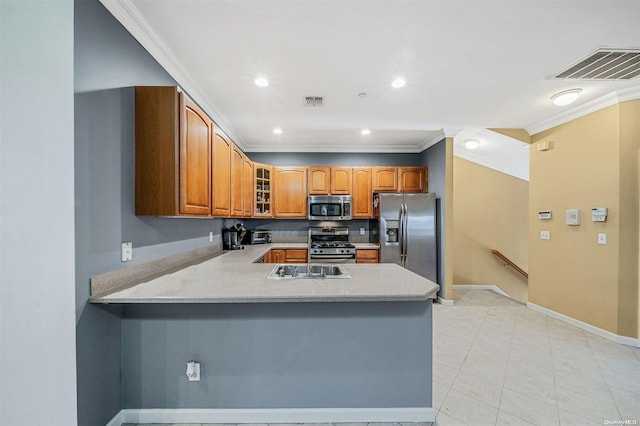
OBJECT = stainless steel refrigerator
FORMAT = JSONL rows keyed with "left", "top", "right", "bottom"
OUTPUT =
{"left": 376, "top": 193, "right": 437, "bottom": 282}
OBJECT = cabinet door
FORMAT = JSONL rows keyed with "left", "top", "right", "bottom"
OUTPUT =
{"left": 242, "top": 155, "right": 254, "bottom": 217}
{"left": 330, "top": 167, "right": 352, "bottom": 195}
{"left": 269, "top": 249, "right": 285, "bottom": 264}
{"left": 254, "top": 163, "right": 272, "bottom": 217}
{"left": 230, "top": 143, "right": 243, "bottom": 217}
{"left": 308, "top": 166, "right": 330, "bottom": 195}
{"left": 373, "top": 167, "right": 398, "bottom": 192}
{"left": 285, "top": 249, "right": 308, "bottom": 263}
{"left": 180, "top": 94, "right": 212, "bottom": 215}
{"left": 399, "top": 167, "right": 427, "bottom": 192}
{"left": 352, "top": 167, "right": 373, "bottom": 218}
{"left": 212, "top": 133, "right": 231, "bottom": 216}
{"left": 274, "top": 167, "right": 308, "bottom": 218}
{"left": 356, "top": 249, "right": 379, "bottom": 263}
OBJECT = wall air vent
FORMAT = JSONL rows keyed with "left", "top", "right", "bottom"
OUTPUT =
{"left": 552, "top": 48, "right": 640, "bottom": 80}
{"left": 304, "top": 96, "right": 324, "bottom": 107}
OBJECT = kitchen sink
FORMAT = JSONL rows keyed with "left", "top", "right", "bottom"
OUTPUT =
{"left": 267, "top": 264, "right": 351, "bottom": 279}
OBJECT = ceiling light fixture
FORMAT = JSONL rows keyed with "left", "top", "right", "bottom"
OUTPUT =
{"left": 361, "top": 129, "right": 371, "bottom": 135}
{"left": 551, "top": 88, "right": 582, "bottom": 106}
{"left": 272, "top": 128, "right": 282, "bottom": 135}
{"left": 254, "top": 77, "right": 269, "bottom": 87}
{"left": 391, "top": 78, "right": 406, "bottom": 88}
{"left": 464, "top": 139, "right": 480, "bottom": 150}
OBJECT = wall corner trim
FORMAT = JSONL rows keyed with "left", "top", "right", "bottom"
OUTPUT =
{"left": 527, "top": 302, "right": 640, "bottom": 348}
{"left": 108, "top": 407, "right": 436, "bottom": 424}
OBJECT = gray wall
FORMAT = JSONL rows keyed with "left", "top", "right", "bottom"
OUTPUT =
{"left": 247, "top": 152, "right": 422, "bottom": 167}
{"left": 74, "top": 1, "right": 221, "bottom": 424}
{"left": 73, "top": 1, "right": 445, "bottom": 420}
{"left": 1, "top": 1, "right": 78, "bottom": 424}
{"left": 122, "top": 302, "right": 432, "bottom": 409}
{"left": 420, "top": 140, "right": 446, "bottom": 293}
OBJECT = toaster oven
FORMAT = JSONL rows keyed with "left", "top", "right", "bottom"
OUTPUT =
{"left": 247, "top": 229, "right": 272, "bottom": 245}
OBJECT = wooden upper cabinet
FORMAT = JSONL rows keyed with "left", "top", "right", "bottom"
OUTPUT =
{"left": 308, "top": 167, "right": 331, "bottom": 195}
{"left": 274, "top": 167, "right": 307, "bottom": 218}
{"left": 180, "top": 95, "right": 213, "bottom": 215}
{"left": 372, "top": 167, "right": 398, "bottom": 192}
{"left": 134, "top": 86, "right": 213, "bottom": 216}
{"left": 212, "top": 132, "right": 231, "bottom": 217}
{"left": 399, "top": 167, "right": 427, "bottom": 192}
{"left": 352, "top": 167, "right": 373, "bottom": 218}
{"left": 230, "top": 143, "right": 244, "bottom": 217}
{"left": 330, "top": 167, "right": 352, "bottom": 194}
{"left": 308, "top": 166, "right": 352, "bottom": 195}
{"left": 242, "top": 155, "right": 254, "bottom": 217}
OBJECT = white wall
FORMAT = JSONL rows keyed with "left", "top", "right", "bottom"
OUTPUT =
{"left": 0, "top": 1, "right": 77, "bottom": 424}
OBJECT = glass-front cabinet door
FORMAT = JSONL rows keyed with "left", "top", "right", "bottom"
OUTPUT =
{"left": 254, "top": 163, "right": 272, "bottom": 217}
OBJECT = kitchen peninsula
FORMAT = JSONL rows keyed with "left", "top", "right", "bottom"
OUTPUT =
{"left": 90, "top": 245, "right": 439, "bottom": 424}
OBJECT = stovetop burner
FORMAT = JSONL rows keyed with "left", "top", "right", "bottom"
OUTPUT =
{"left": 308, "top": 226, "right": 356, "bottom": 258}
{"left": 310, "top": 241, "right": 356, "bottom": 249}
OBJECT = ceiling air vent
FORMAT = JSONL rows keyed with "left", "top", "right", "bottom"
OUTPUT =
{"left": 552, "top": 48, "right": 640, "bottom": 80}
{"left": 304, "top": 96, "right": 324, "bottom": 107}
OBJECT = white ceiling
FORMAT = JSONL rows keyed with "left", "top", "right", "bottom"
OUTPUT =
{"left": 101, "top": 0, "right": 640, "bottom": 176}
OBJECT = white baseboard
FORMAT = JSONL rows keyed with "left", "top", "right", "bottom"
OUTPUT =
{"left": 453, "top": 284, "right": 510, "bottom": 298}
{"left": 527, "top": 302, "right": 640, "bottom": 348}
{"left": 105, "top": 409, "right": 124, "bottom": 426}
{"left": 107, "top": 407, "right": 435, "bottom": 425}
{"left": 438, "top": 296, "right": 454, "bottom": 305}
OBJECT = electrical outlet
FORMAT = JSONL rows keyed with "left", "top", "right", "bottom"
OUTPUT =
{"left": 598, "top": 233, "right": 607, "bottom": 245}
{"left": 121, "top": 242, "right": 133, "bottom": 262}
{"left": 359, "top": 227, "right": 365, "bottom": 235}
{"left": 186, "top": 361, "right": 200, "bottom": 382}
{"left": 540, "top": 231, "right": 550, "bottom": 240}
{"left": 209, "top": 232, "right": 213, "bottom": 242}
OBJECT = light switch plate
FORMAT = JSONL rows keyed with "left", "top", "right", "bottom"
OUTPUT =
{"left": 121, "top": 242, "right": 133, "bottom": 262}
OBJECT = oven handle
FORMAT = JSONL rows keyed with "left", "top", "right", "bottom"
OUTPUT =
{"left": 310, "top": 255, "right": 356, "bottom": 264}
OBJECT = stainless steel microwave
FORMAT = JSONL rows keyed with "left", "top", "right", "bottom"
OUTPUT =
{"left": 308, "top": 195, "right": 352, "bottom": 221}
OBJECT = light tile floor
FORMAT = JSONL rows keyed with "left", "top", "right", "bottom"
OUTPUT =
{"left": 123, "top": 289, "right": 640, "bottom": 426}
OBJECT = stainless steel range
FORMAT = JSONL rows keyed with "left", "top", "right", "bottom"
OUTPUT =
{"left": 308, "top": 226, "right": 356, "bottom": 263}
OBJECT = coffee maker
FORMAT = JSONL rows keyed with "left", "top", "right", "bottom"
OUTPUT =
{"left": 222, "top": 223, "right": 247, "bottom": 250}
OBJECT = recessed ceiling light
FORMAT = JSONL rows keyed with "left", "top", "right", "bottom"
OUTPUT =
{"left": 464, "top": 139, "right": 480, "bottom": 149}
{"left": 551, "top": 88, "right": 582, "bottom": 106}
{"left": 254, "top": 77, "right": 269, "bottom": 87}
{"left": 391, "top": 78, "right": 406, "bottom": 88}
{"left": 272, "top": 128, "right": 282, "bottom": 135}
{"left": 361, "top": 129, "right": 371, "bottom": 135}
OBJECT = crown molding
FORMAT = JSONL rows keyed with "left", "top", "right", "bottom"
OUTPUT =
{"left": 416, "top": 131, "right": 446, "bottom": 152}
{"left": 243, "top": 143, "right": 427, "bottom": 153}
{"left": 99, "top": 0, "right": 244, "bottom": 150}
{"left": 526, "top": 86, "right": 640, "bottom": 136}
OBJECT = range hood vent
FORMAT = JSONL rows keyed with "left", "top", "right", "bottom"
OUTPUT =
{"left": 304, "top": 96, "right": 324, "bottom": 107}
{"left": 552, "top": 48, "right": 640, "bottom": 80}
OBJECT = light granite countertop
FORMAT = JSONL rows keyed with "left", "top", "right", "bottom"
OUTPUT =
{"left": 89, "top": 243, "right": 438, "bottom": 304}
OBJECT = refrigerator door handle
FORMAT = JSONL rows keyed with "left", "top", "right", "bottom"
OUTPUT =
{"left": 398, "top": 205, "right": 404, "bottom": 264}
{"left": 402, "top": 202, "right": 409, "bottom": 266}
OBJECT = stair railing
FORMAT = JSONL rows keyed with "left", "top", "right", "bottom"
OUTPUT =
{"left": 491, "top": 249, "right": 528, "bottom": 280}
